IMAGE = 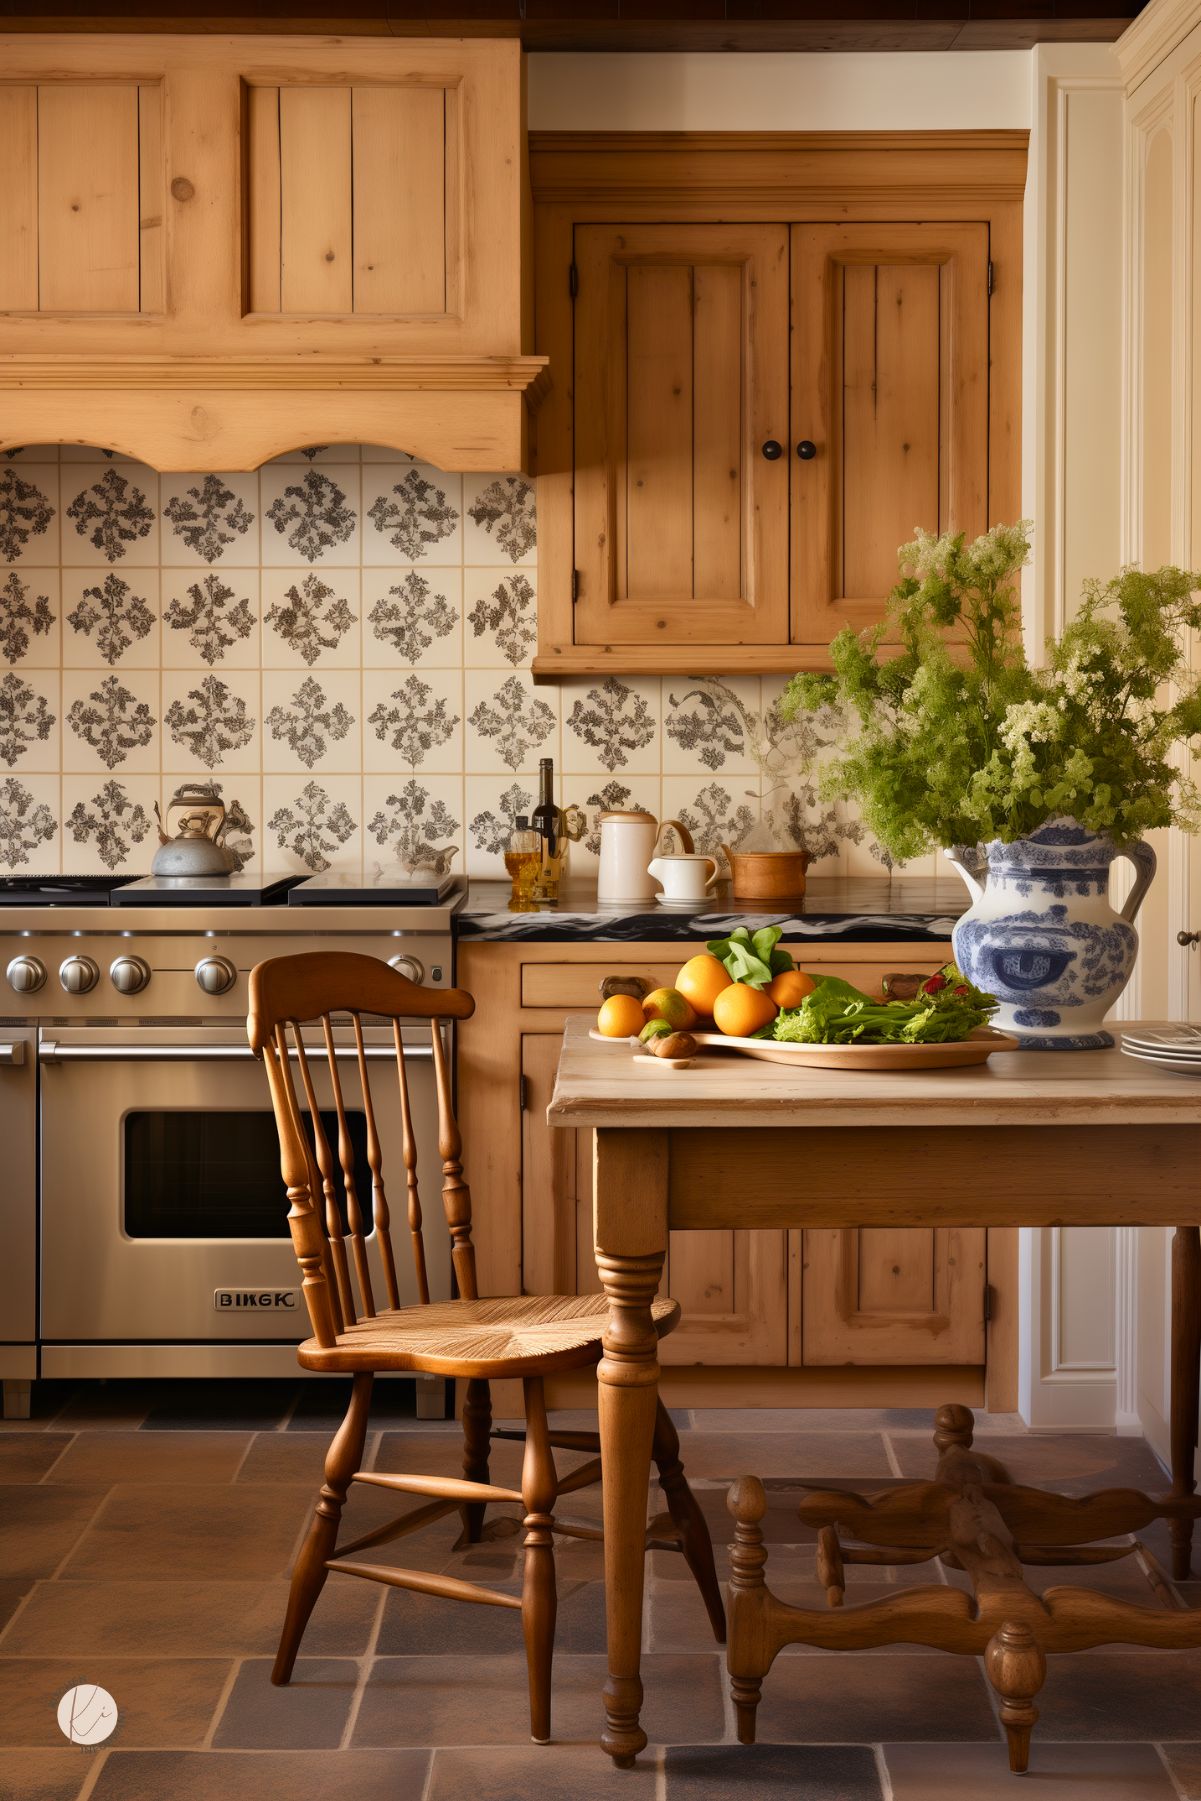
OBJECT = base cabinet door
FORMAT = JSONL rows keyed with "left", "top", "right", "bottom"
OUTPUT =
{"left": 798, "top": 1226, "right": 987, "bottom": 1365}
{"left": 521, "top": 1032, "right": 788, "bottom": 1364}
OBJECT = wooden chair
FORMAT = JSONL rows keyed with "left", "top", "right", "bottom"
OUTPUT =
{"left": 247, "top": 950, "right": 725, "bottom": 1743}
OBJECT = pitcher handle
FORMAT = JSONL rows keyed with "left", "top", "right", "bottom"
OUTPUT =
{"left": 1116, "top": 840, "right": 1157, "bottom": 924}
{"left": 943, "top": 843, "right": 988, "bottom": 905}
{"left": 656, "top": 817, "right": 695, "bottom": 855}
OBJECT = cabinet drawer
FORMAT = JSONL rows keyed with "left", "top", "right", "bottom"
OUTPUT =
{"left": 519, "top": 948, "right": 952, "bottom": 1012}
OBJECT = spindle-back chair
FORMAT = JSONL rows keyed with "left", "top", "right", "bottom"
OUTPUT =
{"left": 247, "top": 950, "right": 724, "bottom": 1743}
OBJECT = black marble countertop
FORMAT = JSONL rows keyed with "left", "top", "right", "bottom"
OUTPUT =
{"left": 455, "top": 877, "right": 967, "bottom": 943}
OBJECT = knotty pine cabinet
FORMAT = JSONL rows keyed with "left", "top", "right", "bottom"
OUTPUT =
{"left": 458, "top": 939, "right": 1012, "bottom": 1408}
{"left": 529, "top": 132, "right": 1024, "bottom": 676}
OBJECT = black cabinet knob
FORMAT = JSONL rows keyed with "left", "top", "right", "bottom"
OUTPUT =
{"left": 761, "top": 440, "right": 783, "bottom": 460}
{"left": 796, "top": 440, "right": 817, "bottom": 460}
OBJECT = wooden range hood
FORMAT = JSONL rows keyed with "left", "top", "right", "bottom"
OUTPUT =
{"left": 0, "top": 35, "right": 546, "bottom": 471}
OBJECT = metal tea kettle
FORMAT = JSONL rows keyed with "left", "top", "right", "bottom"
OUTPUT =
{"left": 151, "top": 783, "right": 235, "bottom": 878}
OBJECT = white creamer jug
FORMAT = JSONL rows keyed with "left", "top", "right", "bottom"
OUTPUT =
{"left": 596, "top": 811, "right": 693, "bottom": 904}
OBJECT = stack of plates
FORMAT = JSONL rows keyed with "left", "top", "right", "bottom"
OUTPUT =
{"left": 1121, "top": 1026, "right": 1201, "bottom": 1076}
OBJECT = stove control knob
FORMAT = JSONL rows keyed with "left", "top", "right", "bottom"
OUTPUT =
{"left": 59, "top": 954, "right": 100, "bottom": 995}
{"left": 195, "top": 955, "right": 237, "bottom": 996}
{"left": 7, "top": 954, "right": 46, "bottom": 994}
{"left": 110, "top": 954, "right": 151, "bottom": 996}
{"left": 387, "top": 953, "right": 425, "bottom": 986}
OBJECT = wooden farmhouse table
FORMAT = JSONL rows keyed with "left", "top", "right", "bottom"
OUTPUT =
{"left": 548, "top": 1015, "right": 1201, "bottom": 1771}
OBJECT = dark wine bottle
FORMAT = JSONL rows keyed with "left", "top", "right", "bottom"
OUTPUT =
{"left": 532, "top": 756, "right": 558, "bottom": 858}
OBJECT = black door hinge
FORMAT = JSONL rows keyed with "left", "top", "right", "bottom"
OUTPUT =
{"left": 983, "top": 1282, "right": 996, "bottom": 1322}
{"left": 569, "top": 261, "right": 579, "bottom": 298}
{"left": 519, "top": 1074, "right": 529, "bottom": 1111}
{"left": 571, "top": 569, "right": 580, "bottom": 602}
{"left": 987, "top": 261, "right": 994, "bottom": 296}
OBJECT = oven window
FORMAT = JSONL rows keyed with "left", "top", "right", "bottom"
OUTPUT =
{"left": 123, "top": 1110, "right": 369, "bottom": 1239}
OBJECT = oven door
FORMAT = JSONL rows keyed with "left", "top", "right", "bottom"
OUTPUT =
{"left": 0, "top": 1029, "right": 36, "bottom": 1367}
{"left": 39, "top": 1024, "right": 451, "bottom": 1344}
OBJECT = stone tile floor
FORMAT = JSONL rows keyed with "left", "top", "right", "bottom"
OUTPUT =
{"left": 2, "top": 1381, "right": 1200, "bottom": 1800}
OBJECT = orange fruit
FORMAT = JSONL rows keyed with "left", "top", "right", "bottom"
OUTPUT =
{"left": 596, "top": 993, "right": 646, "bottom": 1038}
{"left": 768, "top": 968, "right": 817, "bottom": 1010}
{"left": 641, "top": 986, "right": 697, "bottom": 1030}
{"left": 675, "top": 953, "right": 733, "bottom": 1018}
{"left": 712, "top": 982, "right": 779, "bottom": 1038}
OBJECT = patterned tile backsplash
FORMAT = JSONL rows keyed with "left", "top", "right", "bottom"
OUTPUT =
{"left": 0, "top": 442, "right": 926, "bottom": 883}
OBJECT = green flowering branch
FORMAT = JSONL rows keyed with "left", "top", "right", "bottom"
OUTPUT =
{"left": 782, "top": 523, "right": 1201, "bottom": 858}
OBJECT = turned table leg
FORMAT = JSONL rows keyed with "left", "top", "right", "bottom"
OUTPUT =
{"left": 595, "top": 1127, "right": 668, "bottom": 1769}
{"left": 1170, "top": 1225, "right": 1201, "bottom": 1580}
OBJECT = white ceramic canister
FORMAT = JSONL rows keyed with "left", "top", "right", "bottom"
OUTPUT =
{"left": 596, "top": 811, "right": 693, "bottom": 904}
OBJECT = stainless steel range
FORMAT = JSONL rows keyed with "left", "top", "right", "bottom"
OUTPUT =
{"left": 0, "top": 872, "right": 463, "bottom": 1418}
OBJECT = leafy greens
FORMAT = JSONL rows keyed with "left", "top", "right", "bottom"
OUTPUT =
{"left": 769, "top": 965, "right": 997, "bottom": 1046}
{"left": 706, "top": 925, "right": 793, "bottom": 991}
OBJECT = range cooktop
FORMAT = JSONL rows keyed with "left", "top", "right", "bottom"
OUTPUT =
{"left": 0, "top": 875, "right": 136, "bottom": 907}
{"left": 111, "top": 873, "right": 301, "bottom": 908}
{"left": 288, "top": 870, "right": 462, "bottom": 907}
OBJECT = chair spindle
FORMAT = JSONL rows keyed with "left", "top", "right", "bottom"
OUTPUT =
{"left": 393, "top": 1018, "right": 431, "bottom": 1306}
{"left": 292, "top": 1027, "right": 349, "bottom": 1335}
{"left": 353, "top": 1010, "right": 401, "bottom": 1312}
{"left": 264, "top": 1026, "right": 337, "bottom": 1348}
{"left": 322, "top": 1012, "right": 376, "bottom": 1321}
{"left": 430, "top": 1015, "right": 477, "bottom": 1301}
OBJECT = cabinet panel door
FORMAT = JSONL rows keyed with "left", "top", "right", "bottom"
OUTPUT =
{"left": 800, "top": 1226, "right": 986, "bottom": 1366}
{"left": 791, "top": 222, "right": 989, "bottom": 648}
{"left": 521, "top": 1032, "right": 788, "bottom": 1365}
{"left": 573, "top": 223, "right": 789, "bottom": 647}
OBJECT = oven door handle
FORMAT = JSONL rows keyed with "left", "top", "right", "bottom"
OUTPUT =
{"left": 37, "top": 1041, "right": 434, "bottom": 1064}
{"left": 0, "top": 1041, "right": 26, "bottom": 1066}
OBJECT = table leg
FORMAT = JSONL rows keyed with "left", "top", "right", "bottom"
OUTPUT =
{"left": 1170, "top": 1225, "right": 1201, "bottom": 1580}
{"left": 594, "top": 1127, "right": 668, "bottom": 1769}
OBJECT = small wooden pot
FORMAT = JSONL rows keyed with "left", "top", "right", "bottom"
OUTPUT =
{"left": 721, "top": 847, "right": 809, "bottom": 900}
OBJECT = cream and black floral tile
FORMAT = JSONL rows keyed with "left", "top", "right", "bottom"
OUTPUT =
{"left": 464, "top": 670, "right": 557, "bottom": 776}
{"left": 361, "top": 567, "right": 461, "bottom": 667}
{"left": 0, "top": 568, "right": 59, "bottom": 668}
{"left": 63, "top": 671, "right": 158, "bottom": 774}
{"left": 0, "top": 670, "right": 59, "bottom": 772}
{"left": 561, "top": 675, "right": 658, "bottom": 777}
{"left": 0, "top": 773, "right": 60, "bottom": 872}
{"left": 262, "top": 671, "right": 359, "bottom": 774}
{"left": 259, "top": 464, "right": 360, "bottom": 568}
{"left": 262, "top": 568, "right": 361, "bottom": 670}
{"left": 62, "top": 570, "right": 160, "bottom": 669}
{"left": 660, "top": 775, "right": 760, "bottom": 874}
{"left": 363, "top": 669, "right": 463, "bottom": 776}
{"left": 160, "top": 671, "right": 259, "bottom": 774}
{"left": 567, "top": 775, "right": 665, "bottom": 881}
{"left": 463, "top": 773, "right": 538, "bottom": 878}
{"left": 363, "top": 773, "right": 464, "bottom": 877}
{"left": 61, "top": 463, "right": 158, "bottom": 567}
{"left": 462, "top": 568, "right": 536, "bottom": 669}
{"left": 160, "top": 473, "right": 260, "bottom": 566}
{"left": 0, "top": 465, "right": 59, "bottom": 565}
{"left": 62, "top": 775, "right": 159, "bottom": 874}
{"left": 361, "top": 464, "right": 463, "bottom": 567}
{"left": 264, "top": 774, "right": 360, "bottom": 874}
{"left": 661, "top": 675, "right": 761, "bottom": 777}
{"left": 274, "top": 444, "right": 352, "bottom": 464}
{"left": 161, "top": 569, "right": 259, "bottom": 670}
{"left": 463, "top": 474, "right": 536, "bottom": 566}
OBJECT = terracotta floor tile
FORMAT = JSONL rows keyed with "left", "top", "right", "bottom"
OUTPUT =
{"left": 427, "top": 1742, "right": 659, "bottom": 1800}
{"left": 59, "top": 1485, "right": 313, "bottom": 1582}
{"left": 664, "top": 1743, "right": 884, "bottom": 1798}
{"left": 50, "top": 1384, "right": 153, "bottom": 1430}
{"left": 0, "top": 1576, "right": 33, "bottom": 1634}
{"left": 0, "top": 1746, "right": 91, "bottom": 1801}
{"left": 48, "top": 1432, "right": 252, "bottom": 1487}
{"left": 0, "top": 1485, "right": 107, "bottom": 1580}
{"left": 687, "top": 1407, "right": 940, "bottom": 1433}
{"left": 884, "top": 1740, "right": 1179, "bottom": 1797}
{"left": 750, "top": 1651, "right": 998, "bottom": 1743}
{"left": 373, "top": 1429, "right": 529, "bottom": 1486}
{"left": 1161, "top": 1744, "right": 1201, "bottom": 1798}
{"left": 0, "top": 1382, "right": 76, "bottom": 1430}
{"left": 234, "top": 1433, "right": 342, "bottom": 1485}
{"left": 1036, "top": 1652, "right": 1201, "bottom": 1738}
{"left": 0, "top": 1434, "right": 73, "bottom": 1482}
{"left": 888, "top": 1431, "right": 1168, "bottom": 1493}
{"left": 353, "top": 1652, "right": 725, "bottom": 1747}
{"left": 88, "top": 1749, "right": 431, "bottom": 1801}
{"left": 211, "top": 1657, "right": 358, "bottom": 1749}
{"left": 1, "top": 1578, "right": 379, "bottom": 1659}
{"left": 646, "top": 1573, "right": 929, "bottom": 1655}
{"left": 663, "top": 1431, "right": 892, "bottom": 1480}
{"left": 377, "top": 1577, "right": 607, "bottom": 1656}
{"left": 140, "top": 1381, "right": 296, "bottom": 1431}
{"left": 0, "top": 1658, "right": 230, "bottom": 1748}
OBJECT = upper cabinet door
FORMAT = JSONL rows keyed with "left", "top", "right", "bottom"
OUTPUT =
{"left": 573, "top": 224, "right": 790, "bottom": 647}
{"left": 791, "top": 222, "right": 990, "bottom": 650}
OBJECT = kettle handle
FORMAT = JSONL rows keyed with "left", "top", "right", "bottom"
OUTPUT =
{"left": 656, "top": 817, "right": 694, "bottom": 855}
{"left": 1116, "top": 840, "right": 1157, "bottom": 924}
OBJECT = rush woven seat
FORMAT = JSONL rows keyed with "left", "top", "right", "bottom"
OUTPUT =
{"left": 247, "top": 950, "right": 723, "bottom": 1745}
{"left": 297, "top": 1291, "right": 681, "bottom": 1375}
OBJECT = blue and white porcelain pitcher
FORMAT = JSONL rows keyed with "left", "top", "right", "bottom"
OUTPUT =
{"left": 945, "top": 818, "right": 1156, "bottom": 1050}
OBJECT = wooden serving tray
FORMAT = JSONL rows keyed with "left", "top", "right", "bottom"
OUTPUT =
{"left": 691, "top": 1026, "right": 1018, "bottom": 1072}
